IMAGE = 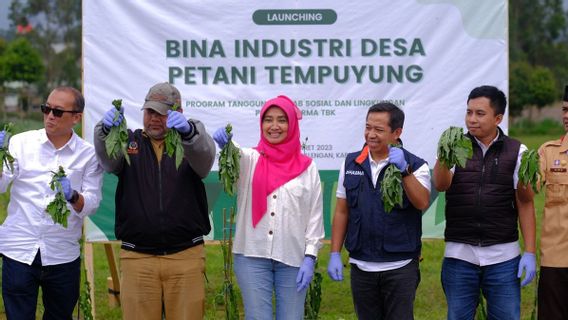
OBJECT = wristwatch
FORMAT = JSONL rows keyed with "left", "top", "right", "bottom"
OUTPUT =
{"left": 69, "top": 190, "right": 80, "bottom": 204}
{"left": 305, "top": 254, "right": 317, "bottom": 261}
{"left": 401, "top": 165, "right": 412, "bottom": 178}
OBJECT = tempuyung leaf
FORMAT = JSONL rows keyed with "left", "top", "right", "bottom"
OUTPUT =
{"left": 45, "top": 166, "right": 71, "bottom": 228}
{"left": 381, "top": 164, "right": 403, "bottom": 213}
{"left": 519, "top": 149, "right": 542, "bottom": 193}
{"left": 105, "top": 99, "right": 130, "bottom": 165}
{"left": 218, "top": 124, "right": 240, "bottom": 196}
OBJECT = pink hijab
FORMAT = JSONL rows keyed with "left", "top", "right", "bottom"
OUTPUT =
{"left": 251, "top": 95, "right": 312, "bottom": 227}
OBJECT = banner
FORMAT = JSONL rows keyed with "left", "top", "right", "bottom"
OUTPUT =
{"left": 83, "top": 0, "right": 508, "bottom": 241}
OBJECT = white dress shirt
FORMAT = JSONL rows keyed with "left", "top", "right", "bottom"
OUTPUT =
{"left": 336, "top": 152, "right": 431, "bottom": 272}
{"left": 0, "top": 129, "right": 103, "bottom": 266}
{"left": 444, "top": 132, "right": 527, "bottom": 266}
{"left": 232, "top": 148, "right": 325, "bottom": 268}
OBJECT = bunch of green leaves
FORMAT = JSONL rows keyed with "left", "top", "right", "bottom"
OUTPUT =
{"left": 46, "top": 166, "right": 70, "bottom": 228}
{"left": 381, "top": 164, "right": 403, "bottom": 213}
{"left": 164, "top": 104, "right": 184, "bottom": 169}
{"left": 0, "top": 122, "right": 15, "bottom": 173}
{"left": 519, "top": 149, "right": 542, "bottom": 193}
{"left": 104, "top": 99, "right": 130, "bottom": 165}
{"left": 304, "top": 262, "right": 323, "bottom": 320}
{"left": 437, "top": 126, "right": 473, "bottom": 168}
{"left": 218, "top": 124, "right": 240, "bottom": 196}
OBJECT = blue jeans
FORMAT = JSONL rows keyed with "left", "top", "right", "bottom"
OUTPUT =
{"left": 233, "top": 254, "right": 307, "bottom": 320}
{"left": 2, "top": 252, "right": 81, "bottom": 320}
{"left": 441, "top": 256, "right": 520, "bottom": 320}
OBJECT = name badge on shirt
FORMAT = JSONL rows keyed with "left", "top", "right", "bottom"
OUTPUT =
{"left": 550, "top": 168, "right": 567, "bottom": 173}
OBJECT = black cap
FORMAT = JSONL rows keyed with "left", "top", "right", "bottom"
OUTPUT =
{"left": 564, "top": 85, "right": 568, "bottom": 102}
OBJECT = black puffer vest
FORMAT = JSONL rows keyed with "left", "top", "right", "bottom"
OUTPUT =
{"left": 445, "top": 129, "right": 520, "bottom": 246}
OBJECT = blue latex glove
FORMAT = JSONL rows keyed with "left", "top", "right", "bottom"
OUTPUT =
{"left": 213, "top": 127, "right": 232, "bottom": 149}
{"left": 388, "top": 146, "right": 408, "bottom": 171}
{"left": 296, "top": 256, "right": 315, "bottom": 292}
{"left": 57, "top": 176, "right": 73, "bottom": 201}
{"left": 327, "top": 252, "right": 344, "bottom": 281}
{"left": 517, "top": 252, "right": 536, "bottom": 287}
{"left": 167, "top": 110, "right": 191, "bottom": 134}
{"left": 0, "top": 131, "right": 6, "bottom": 148}
{"left": 102, "top": 107, "right": 124, "bottom": 128}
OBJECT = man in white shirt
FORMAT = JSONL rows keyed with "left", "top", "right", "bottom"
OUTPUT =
{"left": 0, "top": 87, "right": 103, "bottom": 319}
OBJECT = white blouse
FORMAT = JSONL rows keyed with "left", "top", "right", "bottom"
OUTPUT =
{"left": 232, "top": 148, "right": 324, "bottom": 267}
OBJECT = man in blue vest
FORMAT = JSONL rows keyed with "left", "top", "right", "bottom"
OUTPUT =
{"left": 327, "top": 102, "right": 431, "bottom": 319}
{"left": 433, "top": 85, "right": 536, "bottom": 319}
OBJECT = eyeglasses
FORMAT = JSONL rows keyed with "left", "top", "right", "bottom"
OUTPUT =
{"left": 40, "top": 104, "right": 81, "bottom": 118}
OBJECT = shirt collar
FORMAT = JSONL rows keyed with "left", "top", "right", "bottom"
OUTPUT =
{"left": 473, "top": 129, "right": 500, "bottom": 149}
{"left": 367, "top": 150, "right": 388, "bottom": 167}
{"left": 39, "top": 128, "right": 78, "bottom": 151}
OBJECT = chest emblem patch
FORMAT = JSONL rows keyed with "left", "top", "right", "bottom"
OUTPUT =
{"left": 127, "top": 141, "right": 139, "bottom": 155}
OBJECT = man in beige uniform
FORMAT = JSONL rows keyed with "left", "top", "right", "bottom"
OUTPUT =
{"left": 537, "top": 85, "right": 568, "bottom": 319}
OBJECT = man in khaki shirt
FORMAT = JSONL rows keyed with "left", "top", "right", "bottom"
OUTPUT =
{"left": 537, "top": 85, "right": 568, "bottom": 319}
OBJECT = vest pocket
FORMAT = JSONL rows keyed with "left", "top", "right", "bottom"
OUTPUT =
{"left": 345, "top": 211, "right": 361, "bottom": 252}
{"left": 345, "top": 179, "right": 360, "bottom": 208}
{"left": 383, "top": 222, "right": 416, "bottom": 253}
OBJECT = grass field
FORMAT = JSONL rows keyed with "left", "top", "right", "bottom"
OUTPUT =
{"left": 0, "top": 123, "right": 561, "bottom": 319}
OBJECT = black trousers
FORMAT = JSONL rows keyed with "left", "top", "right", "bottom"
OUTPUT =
{"left": 2, "top": 252, "right": 81, "bottom": 320}
{"left": 350, "top": 259, "right": 420, "bottom": 320}
{"left": 538, "top": 266, "right": 568, "bottom": 320}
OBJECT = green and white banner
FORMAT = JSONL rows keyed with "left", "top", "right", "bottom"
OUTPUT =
{"left": 83, "top": 0, "right": 508, "bottom": 241}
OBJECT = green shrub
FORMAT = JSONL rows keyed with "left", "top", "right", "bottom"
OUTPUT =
{"left": 509, "top": 118, "right": 565, "bottom": 136}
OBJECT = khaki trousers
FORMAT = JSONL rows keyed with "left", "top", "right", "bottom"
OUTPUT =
{"left": 120, "top": 245, "right": 205, "bottom": 320}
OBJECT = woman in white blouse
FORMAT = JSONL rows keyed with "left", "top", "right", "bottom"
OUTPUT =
{"left": 213, "top": 95, "right": 324, "bottom": 320}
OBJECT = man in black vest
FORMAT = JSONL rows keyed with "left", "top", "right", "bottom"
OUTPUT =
{"left": 94, "top": 82, "right": 215, "bottom": 320}
{"left": 327, "top": 102, "right": 431, "bottom": 319}
{"left": 433, "top": 85, "right": 536, "bottom": 320}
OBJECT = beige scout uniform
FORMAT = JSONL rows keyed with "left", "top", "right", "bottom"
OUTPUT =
{"left": 538, "top": 133, "right": 568, "bottom": 267}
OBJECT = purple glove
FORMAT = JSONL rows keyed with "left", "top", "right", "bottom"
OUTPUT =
{"left": 296, "top": 256, "right": 315, "bottom": 292}
{"left": 213, "top": 127, "right": 232, "bottom": 149}
{"left": 388, "top": 146, "right": 408, "bottom": 171}
{"left": 518, "top": 252, "right": 536, "bottom": 287}
{"left": 167, "top": 110, "right": 191, "bottom": 134}
{"left": 102, "top": 107, "right": 124, "bottom": 128}
{"left": 0, "top": 131, "right": 6, "bottom": 148}
{"left": 57, "top": 176, "right": 73, "bottom": 201}
{"left": 327, "top": 252, "right": 344, "bottom": 281}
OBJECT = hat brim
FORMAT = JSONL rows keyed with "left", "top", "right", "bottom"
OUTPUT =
{"left": 141, "top": 101, "right": 169, "bottom": 115}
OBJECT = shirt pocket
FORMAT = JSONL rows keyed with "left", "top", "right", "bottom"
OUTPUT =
{"left": 544, "top": 182, "right": 568, "bottom": 206}
{"left": 281, "top": 178, "right": 307, "bottom": 218}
